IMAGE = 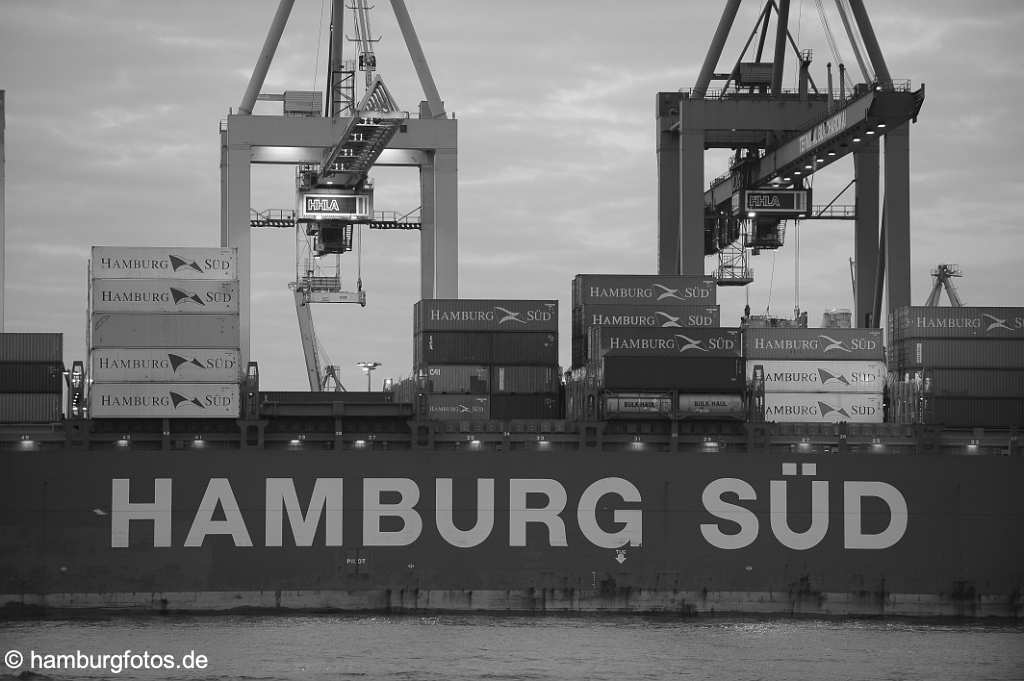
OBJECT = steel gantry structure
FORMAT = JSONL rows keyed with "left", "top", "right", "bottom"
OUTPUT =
{"left": 657, "top": 0, "right": 923, "bottom": 328}
{"left": 222, "top": 0, "right": 457, "bottom": 370}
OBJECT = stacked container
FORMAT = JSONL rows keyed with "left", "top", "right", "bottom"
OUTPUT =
{"left": 0, "top": 333, "right": 63, "bottom": 423}
{"left": 412, "top": 299, "right": 560, "bottom": 420}
{"left": 888, "top": 307, "right": 1024, "bottom": 427}
{"left": 745, "top": 328, "right": 885, "bottom": 423}
{"left": 88, "top": 247, "right": 241, "bottom": 418}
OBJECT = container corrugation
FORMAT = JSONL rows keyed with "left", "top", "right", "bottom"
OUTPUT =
{"left": 89, "top": 349, "right": 241, "bottom": 383}
{"left": 262, "top": 391, "right": 392, "bottom": 405}
{"left": 920, "top": 369, "right": 1024, "bottom": 397}
{"left": 591, "top": 326, "right": 741, "bottom": 358}
{"left": 492, "top": 332, "right": 558, "bottom": 365}
{"left": 0, "top": 362, "right": 64, "bottom": 393}
{"left": 91, "top": 280, "right": 239, "bottom": 314}
{"left": 490, "top": 394, "right": 562, "bottom": 419}
{"left": 423, "top": 394, "right": 490, "bottom": 420}
{"left": 491, "top": 366, "right": 560, "bottom": 394}
{"left": 602, "top": 357, "right": 742, "bottom": 392}
{"left": 892, "top": 339, "right": 1024, "bottom": 369}
{"left": 414, "top": 332, "right": 492, "bottom": 366}
{"left": 91, "top": 314, "right": 240, "bottom": 348}
{"left": 91, "top": 246, "right": 237, "bottom": 280}
{"left": 571, "top": 334, "right": 586, "bottom": 369}
{"left": 88, "top": 382, "right": 240, "bottom": 418}
{"left": 763, "top": 392, "right": 884, "bottom": 423}
{"left": 927, "top": 397, "right": 1024, "bottom": 428}
{"left": 420, "top": 365, "right": 490, "bottom": 394}
{"left": 891, "top": 306, "right": 1024, "bottom": 340}
{"left": 678, "top": 393, "right": 745, "bottom": 419}
{"left": 743, "top": 328, "right": 884, "bottom": 360}
{"left": 602, "top": 392, "right": 674, "bottom": 418}
{"left": 414, "top": 299, "right": 558, "bottom": 333}
{"left": 572, "top": 274, "right": 717, "bottom": 306}
{"left": 573, "top": 304, "right": 721, "bottom": 330}
{"left": 0, "top": 333, "right": 62, "bottom": 361}
{"left": 0, "top": 393, "right": 62, "bottom": 423}
{"left": 744, "top": 360, "right": 887, "bottom": 393}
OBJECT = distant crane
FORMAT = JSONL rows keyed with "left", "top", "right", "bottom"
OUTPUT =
{"left": 924, "top": 264, "right": 964, "bottom": 307}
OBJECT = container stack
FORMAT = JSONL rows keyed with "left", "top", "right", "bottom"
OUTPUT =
{"left": 411, "top": 299, "right": 560, "bottom": 420}
{"left": 745, "top": 328, "right": 885, "bottom": 423}
{"left": 888, "top": 306, "right": 1024, "bottom": 427}
{"left": 88, "top": 247, "right": 241, "bottom": 419}
{"left": 0, "top": 333, "right": 63, "bottom": 423}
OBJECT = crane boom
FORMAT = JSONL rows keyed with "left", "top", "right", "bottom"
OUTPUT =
{"left": 293, "top": 289, "right": 322, "bottom": 391}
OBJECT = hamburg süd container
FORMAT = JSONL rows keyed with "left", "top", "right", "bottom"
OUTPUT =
{"left": 743, "top": 328, "right": 884, "bottom": 360}
{"left": 601, "top": 356, "right": 742, "bottom": 392}
{"left": 91, "top": 246, "right": 237, "bottom": 280}
{"left": 414, "top": 332, "right": 492, "bottom": 366}
{"left": 489, "top": 393, "right": 562, "bottom": 420}
{"left": 892, "top": 339, "right": 1024, "bottom": 370}
{"left": 745, "top": 360, "right": 887, "bottom": 393}
{"left": 491, "top": 332, "right": 558, "bottom": 365}
{"left": 91, "top": 314, "right": 240, "bottom": 349}
{"left": 414, "top": 299, "right": 558, "bottom": 333}
{"left": 89, "top": 349, "right": 241, "bottom": 383}
{"left": 763, "top": 392, "right": 884, "bottom": 423}
{"left": 88, "top": 382, "right": 240, "bottom": 418}
{"left": 423, "top": 394, "right": 490, "bottom": 420}
{"left": 590, "top": 327, "right": 741, "bottom": 358}
{"left": 891, "top": 306, "right": 1024, "bottom": 340}
{"left": 602, "top": 392, "right": 674, "bottom": 418}
{"left": 0, "top": 393, "right": 63, "bottom": 423}
{"left": 91, "top": 280, "right": 239, "bottom": 314}
{"left": 572, "top": 274, "right": 717, "bottom": 306}
{"left": 678, "top": 393, "right": 745, "bottom": 419}
{"left": 574, "top": 304, "right": 721, "bottom": 330}
{"left": 0, "top": 362, "right": 64, "bottom": 393}
{"left": 491, "top": 365, "right": 560, "bottom": 394}
{"left": 0, "top": 333, "right": 62, "bottom": 362}
{"left": 418, "top": 365, "right": 489, "bottom": 394}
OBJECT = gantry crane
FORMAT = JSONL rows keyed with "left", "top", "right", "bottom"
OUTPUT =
{"left": 924, "top": 264, "right": 964, "bottom": 307}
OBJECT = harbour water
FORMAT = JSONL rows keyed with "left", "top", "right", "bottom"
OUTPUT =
{"left": 2, "top": 614, "right": 1022, "bottom": 680}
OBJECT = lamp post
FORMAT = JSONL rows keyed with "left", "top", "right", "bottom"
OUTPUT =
{"left": 355, "top": 361, "right": 381, "bottom": 391}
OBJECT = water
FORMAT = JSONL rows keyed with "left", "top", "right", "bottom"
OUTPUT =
{"left": 1, "top": 614, "right": 1022, "bottom": 681}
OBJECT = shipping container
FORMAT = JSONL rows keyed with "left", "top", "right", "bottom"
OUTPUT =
{"left": 743, "top": 328, "right": 884, "bottom": 360}
{"left": 927, "top": 397, "right": 1024, "bottom": 428}
{"left": 0, "top": 362, "right": 64, "bottom": 393}
{"left": 590, "top": 327, "right": 741, "bottom": 358}
{"left": 602, "top": 392, "right": 674, "bottom": 418}
{"left": 414, "top": 299, "right": 558, "bottom": 333}
{"left": 91, "top": 314, "right": 240, "bottom": 348}
{"left": 417, "top": 365, "right": 489, "bottom": 394}
{"left": 91, "top": 280, "right": 239, "bottom": 314}
{"left": 678, "top": 393, "right": 745, "bottom": 419}
{"left": 572, "top": 274, "right": 717, "bottom": 306}
{"left": 491, "top": 365, "right": 560, "bottom": 394}
{"left": 744, "top": 360, "right": 887, "bottom": 393}
{"left": 763, "top": 392, "right": 884, "bottom": 423}
{"left": 414, "top": 332, "right": 492, "bottom": 366}
{"left": 490, "top": 393, "right": 562, "bottom": 420}
{"left": 88, "top": 382, "right": 240, "bottom": 418}
{"left": 91, "top": 246, "right": 237, "bottom": 280}
{"left": 892, "top": 339, "right": 1024, "bottom": 370}
{"left": 261, "top": 391, "right": 393, "bottom": 405}
{"left": 919, "top": 369, "right": 1024, "bottom": 398}
{"left": 573, "top": 304, "right": 721, "bottom": 331}
{"left": 0, "top": 393, "right": 62, "bottom": 423}
{"left": 891, "top": 306, "right": 1024, "bottom": 340}
{"left": 601, "top": 356, "right": 743, "bottom": 392}
{"left": 423, "top": 394, "right": 490, "bottom": 420}
{"left": 491, "top": 332, "right": 558, "bottom": 365}
{"left": 89, "top": 349, "right": 241, "bottom": 383}
{"left": 0, "top": 333, "right": 62, "bottom": 362}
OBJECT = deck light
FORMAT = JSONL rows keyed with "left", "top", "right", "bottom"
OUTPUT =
{"left": 853, "top": 137, "right": 862, "bottom": 143}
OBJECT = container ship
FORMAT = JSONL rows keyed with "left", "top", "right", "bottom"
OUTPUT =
{"left": 1, "top": 1, "right": 1022, "bottom": 618}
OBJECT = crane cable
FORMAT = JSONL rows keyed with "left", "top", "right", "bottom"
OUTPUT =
{"left": 312, "top": 0, "right": 327, "bottom": 91}
{"left": 814, "top": 0, "right": 844, "bottom": 68}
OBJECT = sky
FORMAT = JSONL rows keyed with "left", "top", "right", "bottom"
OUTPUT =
{"left": 1, "top": 0, "right": 1023, "bottom": 390}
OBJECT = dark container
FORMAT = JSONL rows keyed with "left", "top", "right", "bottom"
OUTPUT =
{"left": 0, "top": 333, "right": 62, "bottom": 362}
{"left": 420, "top": 365, "right": 490, "bottom": 394}
{"left": 261, "top": 391, "right": 393, "bottom": 404}
{"left": 424, "top": 394, "right": 490, "bottom": 420}
{"left": 414, "top": 332, "right": 492, "bottom": 366}
{"left": 891, "top": 306, "right": 1024, "bottom": 341}
{"left": 490, "top": 393, "right": 562, "bottom": 419}
{"left": 573, "top": 274, "right": 717, "bottom": 306}
{"left": 928, "top": 397, "right": 1024, "bottom": 428}
{"left": 602, "top": 356, "right": 743, "bottom": 392}
{"left": 491, "top": 365, "right": 560, "bottom": 394}
{"left": 591, "top": 326, "right": 741, "bottom": 358}
{"left": 492, "top": 332, "right": 558, "bottom": 365}
{"left": 571, "top": 334, "right": 586, "bottom": 369}
{"left": 602, "top": 392, "right": 674, "bottom": 418}
{"left": 744, "top": 328, "right": 884, "bottom": 360}
{"left": 0, "top": 393, "right": 62, "bottom": 423}
{"left": 0, "top": 362, "right": 64, "bottom": 393}
{"left": 923, "top": 369, "right": 1024, "bottom": 397}
{"left": 414, "top": 299, "right": 558, "bottom": 333}
{"left": 893, "top": 339, "right": 1024, "bottom": 370}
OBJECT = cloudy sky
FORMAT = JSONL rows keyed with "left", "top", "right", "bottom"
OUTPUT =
{"left": 2, "top": 0, "right": 1022, "bottom": 390}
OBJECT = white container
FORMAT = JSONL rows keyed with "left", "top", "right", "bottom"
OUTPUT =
{"left": 91, "top": 349, "right": 241, "bottom": 382}
{"left": 91, "top": 314, "right": 240, "bottom": 348}
{"left": 91, "top": 280, "right": 239, "bottom": 314}
{"left": 91, "top": 247, "right": 237, "bottom": 280}
{"left": 746, "top": 360, "right": 887, "bottom": 393}
{"left": 89, "top": 383, "right": 240, "bottom": 418}
{"left": 763, "top": 392, "right": 883, "bottom": 423}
